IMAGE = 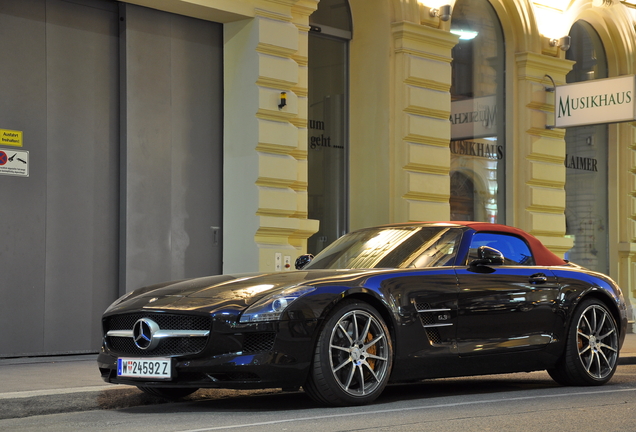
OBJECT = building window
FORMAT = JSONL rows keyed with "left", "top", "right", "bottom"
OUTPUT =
{"left": 450, "top": 0, "right": 505, "bottom": 224}
{"left": 564, "top": 21, "right": 609, "bottom": 274}
{"left": 307, "top": 0, "right": 351, "bottom": 255}
{"left": 450, "top": 172, "right": 475, "bottom": 221}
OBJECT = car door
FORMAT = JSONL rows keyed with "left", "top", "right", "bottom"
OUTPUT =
{"left": 374, "top": 228, "right": 463, "bottom": 381}
{"left": 454, "top": 232, "right": 560, "bottom": 356}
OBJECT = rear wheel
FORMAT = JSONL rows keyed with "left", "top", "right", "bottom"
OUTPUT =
{"left": 137, "top": 386, "right": 198, "bottom": 400}
{"left": 548, "top": 298, "right": 619, "bottom": 386}
{"left": 303, "top": 300, "right": 393, "bottom": 406}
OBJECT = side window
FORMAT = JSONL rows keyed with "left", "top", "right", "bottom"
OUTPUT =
{"left": 468, "top": 233, "right": 535, "bottom": 265}
{"left": 407, "top": 229, "right": 463, "bottom": 268}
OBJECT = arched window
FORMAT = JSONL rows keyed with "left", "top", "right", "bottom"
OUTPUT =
{"left": 564, "top": 21, "right": 609, "bottom": 274}
{"left": 450, "top": 0, "right": 505, "bottom": 224}
{"left": 450, "top": 171, "right": 475, "bottom": 221}
{"left": 307, "top": 0, "right": 352, "bottom": 254}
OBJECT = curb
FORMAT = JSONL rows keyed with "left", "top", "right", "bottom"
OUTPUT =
{"left": 0, "top": 387, "right": 144, "bottom": 420}
{"left": 0, "top": 387, "right": 283, "bottom": 420}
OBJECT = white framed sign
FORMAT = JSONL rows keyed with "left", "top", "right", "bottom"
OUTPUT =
{"left": 555, "top": 75, "right": 635, "bottom": 128}
{"left": 0, "top": 149, "right": 29, "bottom": 177}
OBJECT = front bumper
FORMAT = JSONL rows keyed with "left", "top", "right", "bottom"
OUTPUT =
{"left": 97, "top": 317, "right": 319, "bottom": 390}
{"left": 98, "top": 350, "right": 309, "bottom": 390}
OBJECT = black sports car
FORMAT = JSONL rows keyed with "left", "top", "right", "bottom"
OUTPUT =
{"left": 97, "top": 222, "right": 627, "bottom": 406}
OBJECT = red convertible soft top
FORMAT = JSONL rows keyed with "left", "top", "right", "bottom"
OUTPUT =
{"left": 437, "top": 221, "right": 568, "bottom": 266}
{"left": 378, "top": 221, "right": 568, "bottom": 266}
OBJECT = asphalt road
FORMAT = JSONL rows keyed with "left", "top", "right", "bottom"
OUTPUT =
{"left": 2, "top": 367, "right": 636, "bottom": 432}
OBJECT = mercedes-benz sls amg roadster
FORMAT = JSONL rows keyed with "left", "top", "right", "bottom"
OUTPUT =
{"left": 98, "top": 222, "right": 627, "bottom": 406}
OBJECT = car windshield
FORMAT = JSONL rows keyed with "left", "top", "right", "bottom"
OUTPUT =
{"left": 305, "top": 226, "right": 463, "bottom": 269}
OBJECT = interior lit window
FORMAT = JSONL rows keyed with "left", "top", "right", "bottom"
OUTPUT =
{"left": 307, "top": 0, "right": 352, "bottom": 255}
{"left": 450, "top": 0, "right": 506, "bottom": 223}
{"left": 564, "top": 21, "right": 609, "bottom": 274}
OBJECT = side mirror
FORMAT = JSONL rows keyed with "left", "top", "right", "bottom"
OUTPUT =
{"left": 295, "top": 254, "right": 314, "bottom": 270}
{"left": 469, "top": 246, "right": 504, "bottom": 267}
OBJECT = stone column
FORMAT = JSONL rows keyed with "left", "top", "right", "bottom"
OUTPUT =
{"left": 224, "top": 1, "right": 318, "bottom": 274}
{"left": 618, "top": 122, "right": 636, "bottom": 329}
{"left": 391, "top": 21, "right": 458, "bottom": 222}
{"left": 513, "top": 51, "right": 574, "bottom": 255}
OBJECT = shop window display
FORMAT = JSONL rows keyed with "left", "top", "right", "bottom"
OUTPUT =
{"left": 450, "top": 0, "right": 506, "bottom": 224}
{"left": 307, "top": 0, "right": 351, "bottom": 254}
{"left": 564, "top": 21, "right": 609, "bottom": 274}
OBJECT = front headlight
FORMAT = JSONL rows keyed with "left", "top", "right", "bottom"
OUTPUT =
{"left": 239, "top": 285, "right": 316, "bottom": 323}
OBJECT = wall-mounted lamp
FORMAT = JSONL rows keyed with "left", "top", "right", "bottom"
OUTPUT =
{"left": 278, "top": 92, "right": 287, "bottom": 109}
{"left": 544, "top": 74, "right": 556, "bottom": 130}
{"left": 429, "top": 4, "right": 452, "bottom": 22}
{"left": 543, "top": 74, "right": 556, "bottom": 93}
{"left": 549, "top": 35, "right": 571, "bottom": 51}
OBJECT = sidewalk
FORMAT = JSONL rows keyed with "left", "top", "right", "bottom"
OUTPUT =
{"left": 0, "top": 355, "right": 128, "bottom": 420}
{"left": 2, "top": 333, "right": 636, "bottom": 420}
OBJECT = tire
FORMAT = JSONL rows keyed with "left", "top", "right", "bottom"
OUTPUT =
{"left": 303, "top": 300, "right": 393, "bottom": 406}
{"left": 548, "top": 298, "right": 619, "bottom": 386}
{"left": 137, "top": 386, "right": 198, "bottom": 400}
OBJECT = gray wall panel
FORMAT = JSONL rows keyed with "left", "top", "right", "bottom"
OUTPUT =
{"left": 0, "top": 0, "right": 48, "bottom": 356}
{"left": 122, "top": 4, "right": 222, "bottom": 293}
{"left": 0, "top": 0, "right": 119, "bottom": 356}
{"left": 169, "top": 14, "right": 223, "bottom": 280}
{"left": 0, "top": 0, "right": 222, "bottom": 357}
{"left": 122, "top": 5, "right": 175, "bottom": 290}
{"left": 44, "top": 0, "right": 119, "bottom": 352}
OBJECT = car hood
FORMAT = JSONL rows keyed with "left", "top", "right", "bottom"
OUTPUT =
{"left": 105, "top": 269, "right": 386, "bottom": 314}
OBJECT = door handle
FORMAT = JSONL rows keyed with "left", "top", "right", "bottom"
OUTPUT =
{"left": 210, "top": 226, "right": 220, "bottom": 245}
{"left": 529, "top": 273, "right": 548, "bottom": 284}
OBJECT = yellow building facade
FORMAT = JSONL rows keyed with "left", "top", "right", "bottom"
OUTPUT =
{"left": 122, "top": 0, "right": 636, "bottom": 322}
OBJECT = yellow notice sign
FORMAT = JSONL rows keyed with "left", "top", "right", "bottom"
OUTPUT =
{"left": 0, "top": 129, "right": 23, "bottom": 147}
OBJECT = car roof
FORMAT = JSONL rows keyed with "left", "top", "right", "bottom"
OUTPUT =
{"left": 376, "top": 221, "right": 568, "bottom": 266}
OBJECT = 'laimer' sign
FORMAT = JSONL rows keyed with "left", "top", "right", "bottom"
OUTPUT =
{"left": 555, "top": 75, "right": 635, "bottom": 128}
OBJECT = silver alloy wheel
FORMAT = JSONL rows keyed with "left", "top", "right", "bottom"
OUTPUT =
{"left": 576, "top": 304, "right": 618, "bottom": 380}
{"left": 328, "top": 309, "right": 390, "bottom": 397}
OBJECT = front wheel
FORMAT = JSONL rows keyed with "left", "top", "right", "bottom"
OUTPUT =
{"left": 303, "top": 300, "right": 393, "bottom": 406}
{"left": 548, "top": 298, "right": 619, "bottom": 386}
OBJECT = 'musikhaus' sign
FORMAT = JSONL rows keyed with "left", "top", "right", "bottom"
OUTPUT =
{"left": 555, "top": 75, "right": 635, "bottom": 128}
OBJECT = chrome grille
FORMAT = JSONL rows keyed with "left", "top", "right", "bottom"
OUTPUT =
{"left": 106, "top": 313, "right": 210, "bottom": 331}
{"left": 108, "top": 335, "right": 208, "bottom": 357}
{"left": 104, "top": 313, "right": 211, "bottom": 357}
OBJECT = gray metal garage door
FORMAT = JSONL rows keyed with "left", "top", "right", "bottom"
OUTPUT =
{"left": 0, "top": 0, "right": 223, "bottom": 357}
{"left": 120, "top": 3, "right": 223, "bottom": 294}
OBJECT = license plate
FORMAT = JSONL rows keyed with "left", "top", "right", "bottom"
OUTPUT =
{"left": 117, "top": 358, "right": 172, "bottom": 379}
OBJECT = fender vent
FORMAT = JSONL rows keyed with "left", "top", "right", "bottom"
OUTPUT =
{"left": 414, "top": 301, "right": 450, "bottom": 345}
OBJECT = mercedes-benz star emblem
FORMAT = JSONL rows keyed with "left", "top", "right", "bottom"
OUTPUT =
{"left": 132, "top": 318, "right": 161, "bottom": 350}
